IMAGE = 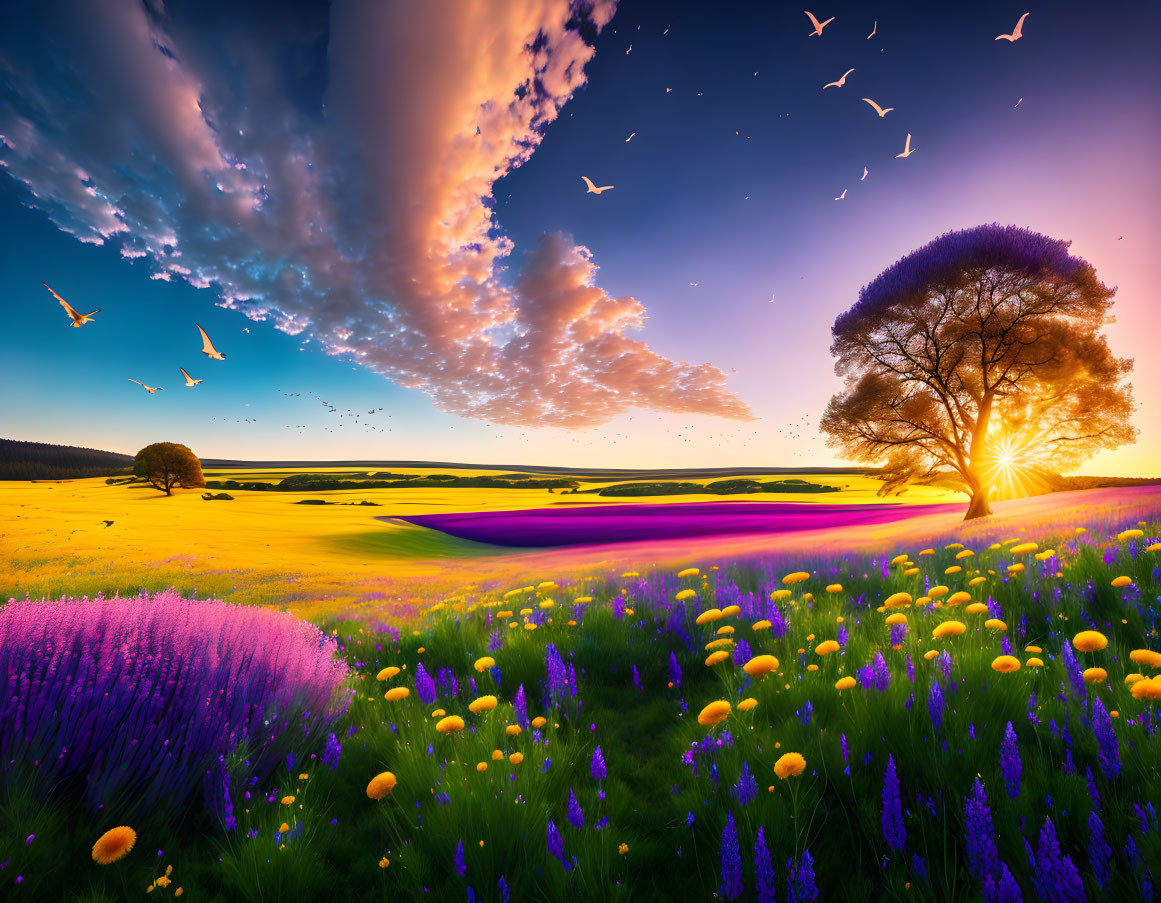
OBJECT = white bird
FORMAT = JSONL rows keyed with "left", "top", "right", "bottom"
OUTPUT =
{"left": 867, "top": 20, "right": 877, "bottom": 39}
{"left": 835, "top": 188, "right": 847, "bottom": 200}
{"left": 196, "top": 323, "right": 226, "bottom": 360}
{"left": 823, "top": 68, "right": 855, "bottom": 89}
{"left": 581, "top": 176, "right": 614, "bottom": 195}
{"left": 861, "top": 166, "right": 869, "bottom": 180}
{"left": 862, "top": 97, "right": 894, "bottom": 117}
{"left": 128, "top": 379, "right": 164, "bottom": 394}
{"left": 895, "top": 133, "right": 917, "bottom": 158}
{"left": 625, "top": 132, "right": 636, "bottom": 142}
{"left": 995, "top": 13, "right": 1029, "bottom": 41}
{"left": 689, "top": 282, "right": 699, "bottom": 286}
{"left": 804, "top": 10, "right": 834, "bottom": 36}
{"left": 180, "top": 367, "right": 203, "bottom": 387}
{"left": 1014, "top": 97, "right": 1023, "bottom": 107}
{"left": 42, "top": 282, "right": 100, "bottom": 327}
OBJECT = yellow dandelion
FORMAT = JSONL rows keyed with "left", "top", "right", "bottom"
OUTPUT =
{"left": 932, "top": 621, "right": 967, "bottom": 639}
{"left": 928, "top": 587, "right": 948, "bottom": 599}
{"left": 379, "top": 857, "right": 391, "bottom": 868}
{"left": 814, "top": 640, "right": 840, "bottom": 656}
{"left": 1025, "top": 645, "right": 1043, "bottom": 654}
{"left": 904, "top": 567, "right": 920, "bottom": 576}
{"left": 92, "top": 826, "right": 137, "bottom": 865}
{"left": 676, "top": 589, "right": 697, "bottom": 601}
{"left": 782, "top": 571, "right": 810, "bottom": 585}
{"left": 918, "top": 548, "right": 935, "bottom": 556}
{"left": 705, "top": 651, "right": 731, "bottom": 667}
{"left": 752, "top": 619, "right": 772, "bottom": 631}
{"left": 991, "top": 656, "right": 1021, "bottom": 673}
{"left": 773, "top": 752, "right": 806, "bottom": 779}
{"left": 531, "top": 716, "right": 548, "bottom": 729}
{"left": 969, "top": 576, "right": 987, "bottom": 586}
{"left": 743, "top": 654, "right": 779, "bottom": 676}
{"left": 678, "top": 567, "right": 700, "bottom": 578}
{"left": 944, "top": 566, "right": 962, "bottom": 575}
{"left": 884, "top": 592, "right": 913, "bottom": 609}
{"left": 1111, "top": 576, "right": 1132, "bottom": 588}
{"left": 473, "top": 656, "right": 496, "bottom": 672}
{"left": 886, "top": 613, "right": 907, "bottom": 625}
{"left": 509, "top": 752, "right": 524, "bottom": 765}
{"left": 506, "top": 724, "right": 522, "bottom": 736}
{"left": 384, "top": 687, "right": 409, "bottom": 701}
{"left": 1008, "top": 563, "right": 1026, "bottom": 574}
{"left": 890, "top": 553, "right": 910, "bottom": 565}
{"left": 697, "top": 700, "right": 732, "bottom": 726}
{"left": 1125, "top": 673, "right": 1145, "bottom": 685}
{"left": 477, "top": 762, "right": 488, "bottom": 772}
{"left": 366, "top": 772, "right": 397, "bottom": 799}
{"left": 965, "top": 602, "right": 989, "bottom": 615}
{"left": 1026, "top": 657, "right": 1044, "bottom": 668}
{"left": 1118, "top": 529, "right": 1144, "bottom": 542}
{"left": 1073, "top": 631, "right": 1108, "bottom": 652}
{"left": 695, "top": 609, "right": 723, "bottom": 625}
{"left": 720, "top": 604, "right": 741, "bottom": 617}
{"left": 618, "top": 843, "right": 629, "bottom": 855}
{"left": 835, "top": 676, "right": 857, "bottom": 690}
{"left": 1131, "top": 677, "right": 1161, "bottom": 699}
{"left": 491, "top": 749, "right": 504, "bottom": 760}
{"left": 280, "top": 822, "right": 290, "bottom": 833}
{"left": 376, "top": 666, "right": 400, "bottom": 681}
{"left": 738, "top": 697, "right": 759, "bottom": 712}
{"left": 436, "top": 715, "right": 465, "bottom": 734}
{"left": 1010, "top": 542, "right": 1039, "bottom": 555}
{"left": 947, "top": 592, "right": 972, "bottom": 606}
{"left": 705, "top": 638, "right": 734, "bottom": 649}
{"left": 1034, "top": 550, "right": 1056, "bottom": 561}
{"left": 771, "top": 589, "right": 792, "bottom": 601}
{"left": 923, "top": 649, "right": 940, "bottom": 660}
{"left": 826, "top": 584, "right": 843, "bottom": 594}
{"left": 1083, "top": 667, "right": 1108, "bottom": 684}
{"left": 431, "top": 709, "right": 446, "bottom": 718}
{"left": 468, "top": 695, "right": 498, "bottom": 713}
{"left": 716, "top": 625, "right": 736, "bottom": 635}
{"left": 955, "top": 549, "right": 974, "bottom": 559}
{"left": 985, "top": 619, "right": 1008, "bottom": 631}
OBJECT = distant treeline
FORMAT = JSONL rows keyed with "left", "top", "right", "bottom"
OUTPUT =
{"left": 0, "top": 438, "right": 133, "bottom": 481}
{"left": 588, "top": 479, "right": 842, "bottom": 497}
{"left": 203, "top": 473, "right": 583, "bottom": 492}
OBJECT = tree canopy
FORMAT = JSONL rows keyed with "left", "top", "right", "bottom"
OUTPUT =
{"left": 133, "top": 442, "right": 205, "bottom": 496}
{"left": 821, "top": 224, "right": 1136, "bottom": 519}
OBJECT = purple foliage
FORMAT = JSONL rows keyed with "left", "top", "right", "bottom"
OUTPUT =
{"left": 1087, "top": 811, "right": 1111, "bottom": 887}
{"left": 0, "top": 592, "right": 349, "bottom": 819}
{"left": 1091, "top": 697, "right": 1120, "bottom": 778}
{"left": 1031, "top": 817, "right": 1085, "bottom": 902}
{"left": 734, "top": 761, "right": 757, "bottom": 807}
{"left": 591, "top": 745, "right": 607, "bottom": 781}
{"left": 787, "top": 850, "right": 818, "bottom": 903}
{"left": 754, "top": 827, "right": 776, "bottom": 903}
{"left": 983, "top": 862, "right": 1023, "bottom": 903}
{"left": 567, "top": 788, "right": 584, "bottom": 829}
{"left": 881, "top": 754, "right": 905, "bottom": 851}
{"left": 720, "top": 812, "right": 743, "bottom": 900}
{"left": 669, "top": 651, "right": 682, "bottom": 688}
{"left": 414, "top": 663, "right": 436, "bottom": 706}
{"left": 929, "top": 680, "right": 945, "bottom": 728}
{"left": 1000, "top": 722, "right": 1022, "bottom": 800}
{"left": 513, "top": 684, "right": 529, "bottom": 729}
{"left": 965, "top": 778, "right": 1000, "bottom": 883}
{"left": 1060, "top": 642, "right": 1086, "bottom": 698}
{"left": 837, "top": 224, "right": 1092, "bottom": 335}
{"left": 455, "top": 840, "right": 466, "bottom": 877}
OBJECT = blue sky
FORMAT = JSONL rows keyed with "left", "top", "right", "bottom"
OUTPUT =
{"left": 1, "top": 0, "right": 1158, "bottom": 473}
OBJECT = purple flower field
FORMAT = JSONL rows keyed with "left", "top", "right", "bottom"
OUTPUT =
{"left": 390, "top": 501, "right": 964, "bottom": 548}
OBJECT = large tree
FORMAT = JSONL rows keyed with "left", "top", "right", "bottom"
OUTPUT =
{"left": 821, "top": 224, "right": 1136, "bottom": 519}
{"left": 134, "top": 442, "right": 205, "bottom": 496}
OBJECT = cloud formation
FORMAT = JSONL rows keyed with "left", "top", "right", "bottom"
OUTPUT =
{"left": 0, "top": 0, "right": 752, "bottom": 426}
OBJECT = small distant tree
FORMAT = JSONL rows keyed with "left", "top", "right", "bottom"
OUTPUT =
{"left": 821, "top": 224, "right": 1136, "bottom": 520}
{"left": 134, "top": 442, "right": 205, "bottom": 496}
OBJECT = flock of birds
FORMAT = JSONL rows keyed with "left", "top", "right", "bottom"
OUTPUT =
{"left": 581, "top": 10, "right": 1031, "bottom": 203}
{"left": 42, "top": 281, "right": 226, "bottom": 394}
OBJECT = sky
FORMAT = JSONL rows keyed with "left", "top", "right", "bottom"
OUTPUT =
{"left": 1, "top": 0, "right": 1159, "bottom": 473}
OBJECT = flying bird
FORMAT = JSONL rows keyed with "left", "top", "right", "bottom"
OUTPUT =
{"left": 625, "top": 132, "right": 636, "bottom": 142}
{"left": 196, "top": 323, "right": 226, "bottom": 360}
{"left": 581, "top": 176, "right": 614, "bottom": 195}
{"left": 689, "top": 282, "right": 699, "bottom": 286}
{"left": 180, "top": 367, "right": 203, "bottom": 387}
{"left": 867, "top": 20, "right": 877, "bottom": 39}
{"left": 42, "top": 282, "right": 100, "bottom": 327}
{"left": 823, "top": 68, "right": 855, "bottom": 89}
{"left": 895, "top": 133, "right": 917, "bottom": 158}
{"left": 128, "top": 379, "right": 164, "bottom": 394}
{"left": 102, "top": 520, "right": 114, "bottom": 527}
{"left": 861, "top": 166, "right": 869, "bottom": 180}
{"left": 835, "top": 188, "right": 847, "bottom": 200}
{"left": 1014, "top": 98, "right": 1023, "bottom": 107}
{"left": 995, "top": 13, "right": 1029, "bottom": 41}
{"left": 804, "top": 10, "right": 834, "bottom": 36}
{"left": 862, "top": 97, "right": 894, "bottom": 117}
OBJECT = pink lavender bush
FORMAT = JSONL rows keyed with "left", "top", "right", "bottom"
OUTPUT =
{"left": 0, "top": 591, "right": 350, "bottom": 820}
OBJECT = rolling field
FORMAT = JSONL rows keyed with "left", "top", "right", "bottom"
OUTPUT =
{"left": 0, "top": 468, "right": 960, "bottom": 611}
{"left": 1, "top": 479, "right": 1159, "bottom": 902}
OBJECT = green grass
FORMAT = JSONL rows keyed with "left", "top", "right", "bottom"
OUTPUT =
{"left": 2, "top": 514, "right": 1159, "bottom": 902}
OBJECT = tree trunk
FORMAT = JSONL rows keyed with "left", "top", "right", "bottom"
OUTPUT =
{"left": 964, "top": 490, "right": 992, "bottom": 520}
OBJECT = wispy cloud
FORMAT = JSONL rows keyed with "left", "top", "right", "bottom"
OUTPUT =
{"left": 0, "top": 0, "right": 752, "bottom": 426}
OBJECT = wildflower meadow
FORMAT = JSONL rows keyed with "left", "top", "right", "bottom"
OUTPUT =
{"left": 2, "top": 509, "right": 1159, "bottom": 902}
